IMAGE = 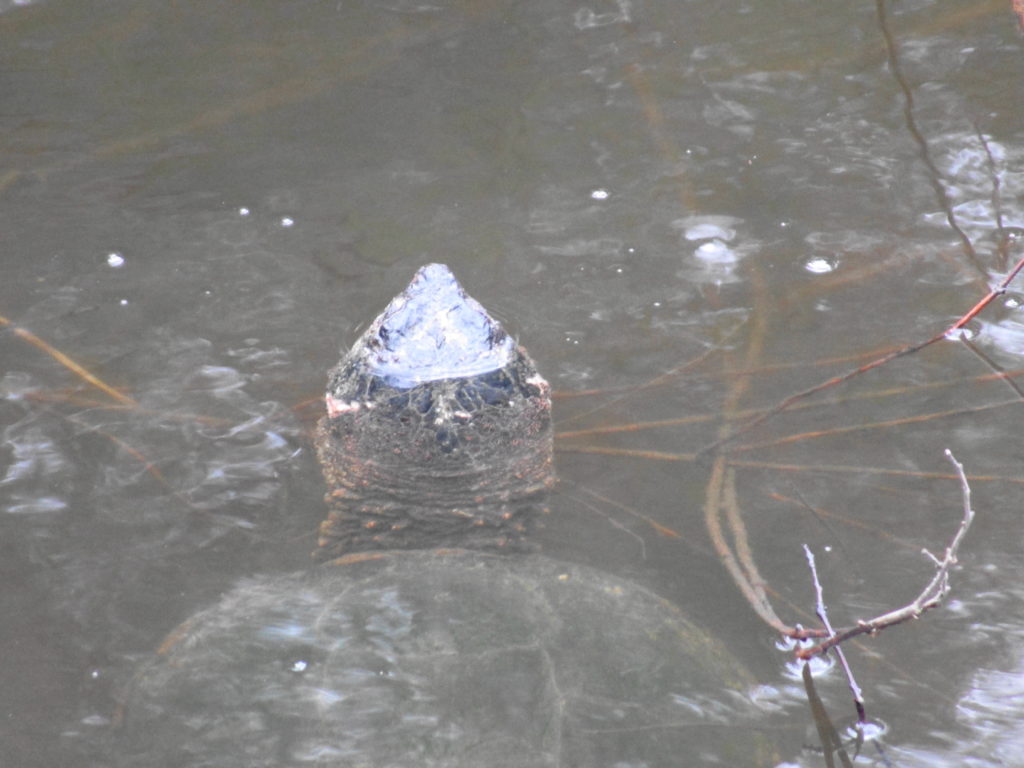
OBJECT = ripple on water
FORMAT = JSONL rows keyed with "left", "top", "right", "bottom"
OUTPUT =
{"left": 1, "top": 378, "right": 76, "bottom": 515}
{"left": 671, "top": 214, "right": 753, "bottom": 285}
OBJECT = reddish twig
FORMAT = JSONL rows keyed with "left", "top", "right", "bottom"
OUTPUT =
{"left": 733, "top": 398, "right": 1023, "bottom": 453}
{"left": 0, "top": 314, "right": 138, "bottom": 407}
{"left": 728, "top": 456, "right": 1024, "bottom": 486}
{"left": 699, "top": 256, "right": 1024, "bottom": 456}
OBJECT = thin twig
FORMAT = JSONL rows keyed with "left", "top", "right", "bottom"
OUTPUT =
{"left": 575, "top": 484, "right": 682, "bottom": 540}
{"left": 724, "top": 468, "right": 774, "bottom": 613}
{"left": 803, "top": 544, "right": 866, "bottom": 721}
{"left": 796, "top": 449, "right": 975, "bottom": 658}
{"left": 0, "top": 314, "right": 138, "bottom": 407}
{"left": 555, "top": 444, "right": 697, "bottom": 462}
{"left": 701, "top": 263, "right": 826, "bottom": 636}
{"left": 875, "top": 0, "right": 985, "bottom": 277}
{"left": 733, "top": 398, "right": 1023, "bottom": 453}
{"left": 960, "top": 336, "right": 1024, "bottom": 401}
{"left": 704, "top": 455, "right": 812, "bottom": 635}
{"left": 558, "top": 367, "right": 1024, "bottom": 442}
{"left": 973, "top": 123, "right": 1009, "bottom": 270}
{"left": 557, "top": 319, "right": 744, "bottom": 427}
{"left": 699, "top": 255, "right": 1024, "bottom": 455}
{"left": 728, "top": 456, "right": 1024, "bottom": 486}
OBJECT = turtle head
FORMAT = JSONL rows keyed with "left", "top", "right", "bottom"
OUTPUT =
{"left": 314, "top": 264, "right": 554, "bottom": 560}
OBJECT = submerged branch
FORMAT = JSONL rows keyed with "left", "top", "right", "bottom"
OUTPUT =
{"left": 698, "top": 256, "right": 1024, "bottom": 456}
{"left": 0, "top": 314, "right": 138, "bottom": 407}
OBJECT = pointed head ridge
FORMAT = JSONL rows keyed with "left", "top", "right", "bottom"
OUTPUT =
{"left": 355, "top": 263, "right": 515, "bottom": 388}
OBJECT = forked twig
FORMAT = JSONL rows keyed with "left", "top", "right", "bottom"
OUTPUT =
{"left": 796, "top": 449, "right": 975, "bottom": 659}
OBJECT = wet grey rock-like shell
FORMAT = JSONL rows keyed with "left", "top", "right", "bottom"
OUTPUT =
{"left": 118, "top": 551, "right": 764, "bottom": 767}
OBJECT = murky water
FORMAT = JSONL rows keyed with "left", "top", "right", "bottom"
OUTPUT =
{"left": 2, "top": 0, "right": 1023, "bottom": 765}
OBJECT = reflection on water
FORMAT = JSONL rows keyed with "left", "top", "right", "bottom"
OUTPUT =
{"left": 2, "top": 0, "right": 1024, "bottom": 765}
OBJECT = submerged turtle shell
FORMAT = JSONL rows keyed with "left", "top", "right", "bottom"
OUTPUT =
{"left": 118, "top": 550, "right": 764, "bottom": 767}
{"left": 116, "top": 265, "right": 767, "bottom": 765}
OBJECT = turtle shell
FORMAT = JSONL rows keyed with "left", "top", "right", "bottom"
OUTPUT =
{"left": 117, "top": 550, "right": 765, "bottom": 766}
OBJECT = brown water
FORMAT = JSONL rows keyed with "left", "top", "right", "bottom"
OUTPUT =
{"left": 2, "top": 0, "right": 1023, "bottom": 765}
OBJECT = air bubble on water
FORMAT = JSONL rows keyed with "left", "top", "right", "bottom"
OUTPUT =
{"left": 590, "top": 188, "right": 609, "bottom": 200}
{"left": 119, "top": 298, "right": 129, "bottom": 306}
{"left": 281, "top": 217, "right": 295, "bottom": 227}
{"left": 238, "top": 207, "right": 251, "bottom": 216}
{"left": 805, "top": 257, "right": 836, "bottom": 274}
{"left": 694, "top": 239, "right": 738, "bottom": 263}
{"left": 106, "top": 252, "right": 125, "bottom": 268}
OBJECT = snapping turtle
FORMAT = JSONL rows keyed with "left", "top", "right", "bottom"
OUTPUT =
{"left": 117, "top": 264, "right": 764, "bottom": 766}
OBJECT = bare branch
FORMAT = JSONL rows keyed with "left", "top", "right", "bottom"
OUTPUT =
{"left": 796, "top": 449, "right": 975, "bottom": 659}
{"left": 803, "top": 545, "right": 866, "bottom": 719}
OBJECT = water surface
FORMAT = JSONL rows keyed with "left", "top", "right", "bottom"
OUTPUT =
{"left": 2, "top": 0, "right": 1023, "bottom": 765}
